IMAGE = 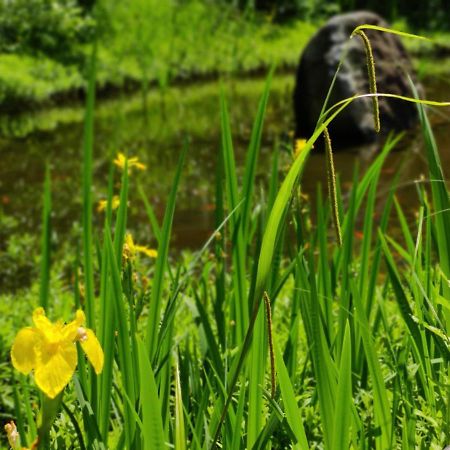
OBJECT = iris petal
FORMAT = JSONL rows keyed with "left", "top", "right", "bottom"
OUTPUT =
{"left": 34, "top": 341, "right": 77, "bottom": 399}
{"left": 32, "top": 307, "right": 53, "bottom": 331}
{"left": 63, "top": 310, "right": 85, "bottom": 341}
{"left": 11, "top": 327, "right": 40, "bottom": 374}
{"left": 80, "top": 329, "right": 104, "bottom": 375}
{"left": 135, "top": 245, "right": 158, "bottom": 258}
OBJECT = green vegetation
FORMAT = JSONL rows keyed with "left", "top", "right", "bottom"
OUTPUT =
{"left": 0, "top": 0, "right": 94, "bottom": 62}
{"left": 2, "top": 0, "right": 450, "bottom": 110}
{"left": 0, "top": 0, "right": 317, "bottom": 108}
{"left": 2, "top": 21, "right": 450, "bottom": 448}
{"left": 0, "top": 54, "right": 83, "bottom": 109}
{"left": 229, "top": 0, "right": 450, "bottom": 29}
{"left": 1, "top": 3, "right": 450, "bottom": 450}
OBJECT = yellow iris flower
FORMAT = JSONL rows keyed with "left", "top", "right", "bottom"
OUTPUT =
{"left": 113, "top": 152, "right": 146, "bottom": 171}
{"left": 123, "top": 233, "right": 158, "bottom": 262}
{"left": 11, "top": 308, "right": 104, "bottom": 399}
{"left": 97, "top": 195, "right": 120, "bottom": 212}
{"left": 294, "top": 139, "right": 308, "bottom": 159}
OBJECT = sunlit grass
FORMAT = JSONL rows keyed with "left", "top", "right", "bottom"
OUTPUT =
{"left": 2, "top": 25, "right": 450, "bottom": 450}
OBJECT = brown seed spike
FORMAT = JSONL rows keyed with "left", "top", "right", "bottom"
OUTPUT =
{"left": 263, "top": 291, "right": 276, "bottom": 398}
{"left": 324, "top": 128, "right": 342, "bottom": 247}
{"left": 353, "top": 29, "right": 381, "bottom": 133}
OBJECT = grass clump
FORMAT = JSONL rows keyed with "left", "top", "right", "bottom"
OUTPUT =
{"left": 1, "top": 24, "right": 450, "bottom": 450}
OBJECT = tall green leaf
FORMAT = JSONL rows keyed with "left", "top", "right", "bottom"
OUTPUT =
{"left": 136, "top": 338, "right": 166, "bottom": 450}
{"left": 39, "top": 164, "right": 51, "bottom": 310}
{"left": 146, "top": 142, "right": 187, "bottom": 359}
{"left": 81, "top": 45, "right": 97, "bottom": 330}
{"left": 274, "top": 343, "right": 309, "bottom": 450}
{"left": 332, "top": 321, "right": 353, "bottom": 450}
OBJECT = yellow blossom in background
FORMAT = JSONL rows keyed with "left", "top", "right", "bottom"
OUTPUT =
{"left": 123, "top": 233, "right": 158, "bottom": 263}
{"left": 114, "top": 152, "right": 146, "bottom": 172}
{"left": 11, "top": 308, "right": 104, "bottom": 399}
{"left": 97, "top": 195, "right": 120, "bottom": 212}
{"left": 294, "top": 138, "right": 309, "bottom": 159}
{"left": 136, "top": 246, "right": 158, "bottom": 258}
{"left": 122, "top": 233, "right": 136, "bottom": 262}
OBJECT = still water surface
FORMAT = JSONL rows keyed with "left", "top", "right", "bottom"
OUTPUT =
{"left": 0, "top": 72, "right": 449, "bottom": 253}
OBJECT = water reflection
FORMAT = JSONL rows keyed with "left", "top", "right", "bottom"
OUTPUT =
{"left": 0, "top": 72, "right": 449, "bottom": 255}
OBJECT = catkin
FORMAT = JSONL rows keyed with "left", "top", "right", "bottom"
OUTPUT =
{"left": 353, "top": 29, "right": 380, "bottom": 133}
{"left": 324, "top": 128, "right": 342, "bottom": 247}
{"left": 263, "top": 291, "right": 276, "bottom": 398}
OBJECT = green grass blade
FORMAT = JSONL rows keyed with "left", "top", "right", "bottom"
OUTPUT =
{"left": 366, "top": 171, "right": 400, "bottom": 312}
{"left": 267, "top": 144, "right": 280, "bottom": 214}
{"left": 274, "top": 343, "right": 309, "bottom": 449}
{"left": 146, "top": 142, "right": 187, "bottom": 359}
{"left": 113, "top": 162, "right": 129, "bottom": 267}
{"left": 358, "top": 168, "right": 379, "bottom": 300}
{"left": 73, "top": 376, "right": 105, "bottom": 449}
{"left": 219, "top": 87, "right": 248, "bottom": 343}
{"left": 98, "top": 235, "right": 115, "bottom": 444}
{"left": 241, "top": 67, "right": 273, "bottom": 238}
{"left": 12, "top": 376, "right": 29, "bottom": 447}
{"left": 379, "top": 232, "right": 425, "bottom": 354}
{"left": 214, "top": 136, "right": 226, "bottom": 349}
{"left": 97, "top": 165, "right": 127, "bottom": 430}
{"left": 307, "top": 250, "right": 337, "bottom": 450}
{"left": 138, "top": 182, "right": 162, "bottom": 245}
{"left": 62, "top": 402, "right": 87, "bottom": 450}
{"left": 351, "top": 24, "right": 431, "bottom": 41}
{"left": 415, "top": 92, "right": 450, "bottom": 328}
{"left": 39, "top": 164, "right": 51, "bottom": 310}
{"left": 219, "top": 86, "right": 240, "bottom": 226}
{"left": 332, "top": 320, "right": 352, "bottom": 450}
{"left": 336, "top": 165, "right": 357, "bottom": 356}
{"left": 394, "top": 197, "right": 416, "bottom": 255}
{"left": 193, "top": 292, "right": 224, "bottom": 376}
{"left": 231, "top": 383, "right": 246, "bottom": 450}
{"left": 104, "top": 228, "right": 136, "bottom": 448}
{"left": 247, "top": 306, "right": 266, "bottom": 448}
{"left": 174, "top": 358, "right": 186, "bottom": 450}
{"left": 352, "top": 280, "right": 392, "bottom": 450}
{"left": 321, "top": 93, "right": 450, "bottom": 123}
{"left": 136, "top": 338, "right": 166, "bottom": 450}
{"left": 81, "top": 45, "right": 97, "bottom": 330}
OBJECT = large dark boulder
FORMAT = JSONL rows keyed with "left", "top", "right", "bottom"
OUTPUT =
{"left": 293, "top": 11, "right": 421, "bottom": 146}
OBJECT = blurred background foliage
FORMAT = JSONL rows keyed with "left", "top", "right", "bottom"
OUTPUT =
{"left": 0, "top": 0, "right": 448, "bottom": 109}
{"left": 0, "top": 0, "right": 95, "bottom": 63}
{"left": 229, "top": 0, "right": 450, "bottom": 29}
{"left": 2, "top": 0, "right": 448, "bottom": 66}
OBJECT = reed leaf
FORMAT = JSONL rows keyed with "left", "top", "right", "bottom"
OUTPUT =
{"left": 274, "top": 343, "right": 309, "bottom": 450}
{"left": 39, "top": 164, "right": 51, "bottom": 310}
{"left": 145, "top": 142, "right": 187, "bottom": 359}
{"left": 136, "top": 338, "right": 166, "bottom": 450}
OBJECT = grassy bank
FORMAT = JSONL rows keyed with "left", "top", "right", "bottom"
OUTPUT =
{"left": 0, "top": 1, "right": 316, "bottom": 111}
{"left": 2, "top": 0, "right": 450, "bottom": 112}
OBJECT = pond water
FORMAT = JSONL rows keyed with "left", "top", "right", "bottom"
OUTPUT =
{"left": 0, "top": 71, "right": 449, "bottom": 259}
